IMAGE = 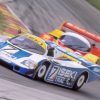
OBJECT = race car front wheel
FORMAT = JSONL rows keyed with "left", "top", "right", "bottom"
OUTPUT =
{"left": 36, "top": 64, "right": 48, "bottom": 81}
{"left": 72, "top": 73, "right": 87, "bottom": 90}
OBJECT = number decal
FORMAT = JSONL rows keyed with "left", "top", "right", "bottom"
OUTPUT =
{"left": 48, "top": 66, "right": 59, "bottom": 81}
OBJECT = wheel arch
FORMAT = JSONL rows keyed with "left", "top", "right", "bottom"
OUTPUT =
{"left": 35, "top": 60, "right": 52, "bottom": 80}
{"left": 38, "top": 60, "right": 52, "bottom": 69}
{"left": 72, "top": 71, "right": 89, "bottom": 90}
{"left": 41, "top": 60, "right": 51, "bottom": 67}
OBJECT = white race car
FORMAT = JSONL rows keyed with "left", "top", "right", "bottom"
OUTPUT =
{"left": 0, "top": 33, "right": 100, "bottom": 90}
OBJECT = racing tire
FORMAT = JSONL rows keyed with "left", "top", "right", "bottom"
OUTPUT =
{"left": 36, "top": 64, "right": 48, "bottom": 81}
{"left": 72, "top": 73, "right": 86, "bottom": 90}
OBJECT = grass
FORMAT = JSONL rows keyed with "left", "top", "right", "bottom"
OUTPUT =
{"left": 87, "top": 0, "right": 100, "bottom": 10}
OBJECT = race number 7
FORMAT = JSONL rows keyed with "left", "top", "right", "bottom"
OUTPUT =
{"left": 48, "top": 66, "right": 59, "bottom": 80}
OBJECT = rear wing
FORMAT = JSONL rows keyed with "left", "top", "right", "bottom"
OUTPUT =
{"left": 59, "top": 21, "right": 100, "bottom": 43}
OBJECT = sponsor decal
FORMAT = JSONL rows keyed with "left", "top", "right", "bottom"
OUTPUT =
{"left": 58, "top": 68, "right": 77, "bottom": 79}
{"left": 56, "top": 68, "right": 77, "bottom": 86}
{"left": 47, "top": 66, "right": 78, "bottom": 86}
{"left": 48, "top": 66, "right": 59, "bottom": 81}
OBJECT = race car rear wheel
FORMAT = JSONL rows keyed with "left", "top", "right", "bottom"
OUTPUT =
{"left": 72, "top": 73, "right": 87, "bottom": 90}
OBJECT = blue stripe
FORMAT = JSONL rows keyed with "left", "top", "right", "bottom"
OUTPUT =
{"left": 13, "top": 50, "right": 32, "bottom": 59}
{"left": 0, "top": 42, "right": 8, "bottom": 49}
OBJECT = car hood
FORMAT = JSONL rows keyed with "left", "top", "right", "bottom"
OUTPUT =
{"left": 0, "top": 42, "right": 46, "bottom": 63}
{"left": 0, "top": 43, "right": 31, "bottom": 58}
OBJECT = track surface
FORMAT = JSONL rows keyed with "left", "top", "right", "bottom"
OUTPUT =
{"left": 0, "top": 0, "right": 100, "bottom": 100}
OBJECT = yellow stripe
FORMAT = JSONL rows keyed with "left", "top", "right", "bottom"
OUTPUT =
{"left": 26, "top": 34, "right": 46, "bottom": 49}
{"left": 63, "top": 54, "right": 80, "bottom": 63}
{"left": 84, "top": 53, "right": 99, "bottom": 63}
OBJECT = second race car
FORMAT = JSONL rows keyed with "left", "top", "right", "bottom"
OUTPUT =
{"left": 39, "top": 21, "right": 100, "bottom": 65}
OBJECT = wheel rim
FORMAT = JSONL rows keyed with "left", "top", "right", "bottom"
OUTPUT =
{"left": 38, "top": 65, "right": 46, "bottom": 78}
{"left": 77, "top": 75, "right": 85, "bottom": 87}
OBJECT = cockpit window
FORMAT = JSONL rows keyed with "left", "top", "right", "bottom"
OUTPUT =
{"left": 9, "top": 36, "right": 46, "bottom": 55}
{"left": 59, "top": 35, "right": 90, "bottom": 52}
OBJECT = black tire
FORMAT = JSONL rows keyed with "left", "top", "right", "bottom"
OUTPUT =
{"left": 72, "top": 73, "right": 87, "bottom": 90}
{"left": 36, "top": 64, "right": 48, "bottom": 81}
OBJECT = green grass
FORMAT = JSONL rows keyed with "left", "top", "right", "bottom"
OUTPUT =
{"left": 87, "top": 0, "right": 100, "bottom": 10}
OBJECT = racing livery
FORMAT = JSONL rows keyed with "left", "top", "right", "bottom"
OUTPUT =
{"left": 0, "top": 34, "right": 100, "bottom": 90}
{"left": 39, "top": 21, "right": 100, "bottom": 65}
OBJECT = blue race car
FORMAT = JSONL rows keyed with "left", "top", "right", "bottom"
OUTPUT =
{"left": 0, "top": 33, "right": 100, "bottom": 90}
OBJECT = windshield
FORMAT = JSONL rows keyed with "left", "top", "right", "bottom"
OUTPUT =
{"left": 59, "top": 35, "right": 90, "bottom": 52}
{"left": 9, "top": 36, "right": 46, "bottom": 55}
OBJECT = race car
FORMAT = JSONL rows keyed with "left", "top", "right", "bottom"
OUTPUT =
{"left": 0, "top": 33, "right": 100, "bottom": 90}
{"left": 39, "top": 21, "right": 100, "bottom": 65}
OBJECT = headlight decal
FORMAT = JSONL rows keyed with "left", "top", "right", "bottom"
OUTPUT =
{"left": 21, "top": 60, "right": 37, "bottom": 69}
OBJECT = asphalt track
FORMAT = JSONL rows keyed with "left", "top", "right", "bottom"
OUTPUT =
{"left": 0, "top": 0, "right": 100, "bottom": 100}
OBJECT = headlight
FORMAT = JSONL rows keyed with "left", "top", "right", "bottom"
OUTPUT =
{"left": 22, "top": 60, "right": 37, "bottom": 69}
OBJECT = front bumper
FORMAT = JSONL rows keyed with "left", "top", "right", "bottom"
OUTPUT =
{"left": 0, "top": 59, "right": 35, "bottom": 77}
